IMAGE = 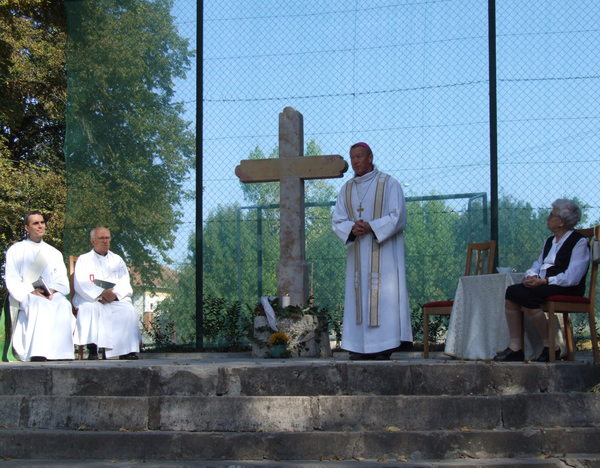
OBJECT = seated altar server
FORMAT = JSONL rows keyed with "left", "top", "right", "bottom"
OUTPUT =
{"left": 73, "top": 227, "right": 140, "bottom": 360}
{"left": 4, "top": 211, "right": 75, "bottom": 361}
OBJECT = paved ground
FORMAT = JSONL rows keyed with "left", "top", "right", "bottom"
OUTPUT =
{"left": 1, "top": 457, "right": 598, "bottom": 467}
{"left": 3, "top": 348, "right": 595, "bottom": 367}
{"left": 0, "top": 349, "right": 447, "bottom": 368}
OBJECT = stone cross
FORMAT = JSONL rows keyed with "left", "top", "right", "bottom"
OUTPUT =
{"left": 235, "top": 107, "right": 348, "bottom": 307}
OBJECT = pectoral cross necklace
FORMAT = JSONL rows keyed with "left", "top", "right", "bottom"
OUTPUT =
{"left": 355, "top": 175, "right": 377, "bottom": 219}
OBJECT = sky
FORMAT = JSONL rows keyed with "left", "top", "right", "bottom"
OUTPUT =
{"left": 167, "top": 0, "right": 600, "bottom": 266}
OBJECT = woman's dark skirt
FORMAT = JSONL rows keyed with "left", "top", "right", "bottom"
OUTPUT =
{"left": 505, "top": 283, "right": 583, "bottom": 309}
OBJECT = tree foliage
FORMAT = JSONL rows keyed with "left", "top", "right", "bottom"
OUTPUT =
{"left": 405, "top": 198, "right": 463, "bottom": 308}
{"left": 147, "top": 233, "right": 196, "bottom": 347}
{"left": 0, "top": 0, "right": 68, "bottom": 289}
{"left": 0, "top": 0, "right": 67, "bottom": 167}
{"left": 62, "top": 0, "right": 195, "bottom": 287}
{"left": 149, "top": 232, "right": 254, "bottom": 349}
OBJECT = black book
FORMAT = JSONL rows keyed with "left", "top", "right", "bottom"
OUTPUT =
{"left": 32, "top": 277, "right": 51, "bottom": 297}
{"left": 93, "top": 279, "right": 116, "bottom": 290}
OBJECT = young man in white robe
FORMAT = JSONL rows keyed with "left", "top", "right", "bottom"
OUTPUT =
{"left": 332, "top": 142, "right": 413, "bottom": 360}
{"left": 73, "top": 227, "right": 140, "bottom": 360}
{"left": 4, "top": 211, "right": 75, "bottom": 361}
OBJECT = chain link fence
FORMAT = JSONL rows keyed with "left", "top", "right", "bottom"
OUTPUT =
{"left": 201, "top": 0, "right": 600, "bottom": 349}
{"left": 61, "top": 0, "right": 599, "bottom": 351}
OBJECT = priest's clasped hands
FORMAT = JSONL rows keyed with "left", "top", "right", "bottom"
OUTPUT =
{"left": 351, "top": 219, "right": 373, "bottom": 237}
{"left": 32, "top": 288, "right": 55, "bottom": 300}
{"left": 97, "top": 288, "right": 118, "bottom": 304}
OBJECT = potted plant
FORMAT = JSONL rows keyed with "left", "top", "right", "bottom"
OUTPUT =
{"left": 267, "top": 332, "right": 290, "bottom": 358}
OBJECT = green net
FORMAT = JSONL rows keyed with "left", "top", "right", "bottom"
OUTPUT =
{"left": 63, "top": 0, "right": 196, "bottom": 349}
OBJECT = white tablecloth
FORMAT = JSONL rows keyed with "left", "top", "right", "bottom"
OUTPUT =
{"left": 444, "top": 273, "right": 546, "bottom": 360}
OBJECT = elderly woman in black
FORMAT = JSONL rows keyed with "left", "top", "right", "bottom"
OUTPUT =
{"left": 494, "top": 199, "right": 590, "bottom": 362}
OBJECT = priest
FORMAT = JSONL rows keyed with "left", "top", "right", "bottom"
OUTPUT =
{"left": 4, "top": 211, "right": 75, "bottom": 361}
{"left": 73, "top": 227, "right": 140, "bottom": 360}
{"left": 332, "top": 142, "right": 412, "bottom": 360}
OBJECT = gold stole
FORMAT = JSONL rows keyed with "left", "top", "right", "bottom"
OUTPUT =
{"left": 344, "top": 173, "right": 389, "bottom": 326}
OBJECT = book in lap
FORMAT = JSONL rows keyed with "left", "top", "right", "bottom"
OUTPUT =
{"left": 32, "top": 277, "right": 51, "bottom": 297}
{"left": 93, "top": 279, "right": 116, "bottom": 290}
{"left": 94, "top": 279, "right": 116, "bottom": 302}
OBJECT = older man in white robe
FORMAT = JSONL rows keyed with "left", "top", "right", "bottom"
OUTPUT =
{"left": 4, "top": 211, "right": 75, "bottom": 361}
{"left": 73, "top": 227, "right": 140, "bottom": 360}
{"left": 332, "top": 142, "right": 412, "bottom": 360}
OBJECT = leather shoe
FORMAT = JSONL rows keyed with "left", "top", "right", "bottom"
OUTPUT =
{"left": 493, "top": 347, "right": 524, "bottom": 362}
{"left": 536, "top": 347, "right": 561, "bottom": 362}
{"left": 397, "top": 341, "right": 414, "bottom": 352}
{"left": 349, "top": 352, "right": 368, "bottom": 360}
{"left": 30, "top": 356, "right": 47, "bottom": 362}
{"left": 87, "top": 344, "right": 99, "bottom": 360}
{"left": 373, "top": 351, "right": 392, "bottom": 361}
{"left": 118, "top": 352, "right": 139, "bottom": 360}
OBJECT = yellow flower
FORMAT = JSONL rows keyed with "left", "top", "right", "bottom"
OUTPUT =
{"left": 268, "top": 332, "right": 290, "bottom": 346}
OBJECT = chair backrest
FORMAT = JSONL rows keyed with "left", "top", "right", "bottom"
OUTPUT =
{"left": 68, "top": 255, "right": 78, "bottom": 301}
{"left": 578, "top": 226, "right": 599, "bottom": 301}
{"left": 592, "top": 226, "right": 600, "bottom": 303}
{"left": 465, "top": 240, "right": 496, "bottom": 276}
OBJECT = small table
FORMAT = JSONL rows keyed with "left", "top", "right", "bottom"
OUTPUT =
{"left": 444, "top": 273, "right": 545, "bottom": 360}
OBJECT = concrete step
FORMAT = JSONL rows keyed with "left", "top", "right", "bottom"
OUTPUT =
{"left": 0, "top": 360, "right": 598, "bottom": 396}
{"left": 1, "top": 393, "right": 599, "bottom": 432}
{"left": 2, "top": 456, "right": 600, "bottom": 467}
{"left": 1, "top": 356, "right": 598, "bottom": 463}
{"left": 1, "top": 428, "right": 600, "bottom": 461}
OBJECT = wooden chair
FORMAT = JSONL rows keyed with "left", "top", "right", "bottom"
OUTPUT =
{"left": 543, "top": 226, "right": 600, "bottom": 363}
{"left": 69, "top": 255, "right": 106, "bottom": 360}
{"left": 422, "top": 240, "right": 496, "bottom": 358}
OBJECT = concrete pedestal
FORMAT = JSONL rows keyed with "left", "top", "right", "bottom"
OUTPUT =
{"left": 252, "top": 315, "right": 332, "bottom": 358}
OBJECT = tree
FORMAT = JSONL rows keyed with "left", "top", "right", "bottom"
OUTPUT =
{"left": 0, "top": 0, "right": 68, "bottom": 290}
{"left": 62, "top": 0, "right": 195, "bottom": 287}
{"left": 303, "top": 141, "right": 345, "bottom": 310}
{"left": 0, "top": 0, "right": 66, "bottom": 167}
{"left": 306, "top": 214, "right": 345, "bottom": 310}
{"left": 403, "top": 198, "right": 464, "bottom": 341}
{"left": 152, "top": 231, "right": 254, "bottom": 349}
{"left": 496, "top": 196, "right": 549, "bottom": 271}
{"left": 240, "top": 146, "right": 278, "bottom": 207}
{"left": 202, "top": 203, "right": 267, "bottom": 302}
{"left": 150, "top": 233, "right": 196, "bottom": 346}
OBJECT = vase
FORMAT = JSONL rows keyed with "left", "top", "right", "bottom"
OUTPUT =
{"left": 269, "top": 344, "right": 288, "bottom": 358}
